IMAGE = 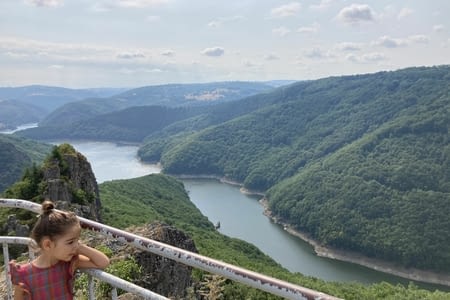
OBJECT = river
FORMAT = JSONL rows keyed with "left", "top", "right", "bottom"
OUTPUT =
{"left": 48, "top": 140, "right": 447, "bottom": 290}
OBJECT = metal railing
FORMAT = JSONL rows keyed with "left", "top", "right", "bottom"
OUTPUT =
{"left": 1, "top": 198, "right": 341, "bottom": 300}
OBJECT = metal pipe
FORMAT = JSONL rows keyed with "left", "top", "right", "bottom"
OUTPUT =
{"left": 82, "top": 269, "right": 169, "bottom": 300}
{"left": 3, "top": 242, "right": 13, "bottom": 300}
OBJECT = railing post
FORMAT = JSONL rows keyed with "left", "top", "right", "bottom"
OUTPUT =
{"left": 3, "top": 242, "right": 13, "bottom": 300}
{"left": 111, "top": 287, "right": 118, "bottom": 299}
{"left": 88, "top": 274, "right": 95, "bottom": 300}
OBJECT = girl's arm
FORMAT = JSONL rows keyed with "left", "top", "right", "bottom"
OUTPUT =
{"left": 75, "top": 242, "right": 110, "bottom": 270}
{"left": 13, "top": 285, "right": 25, "bottom": 300}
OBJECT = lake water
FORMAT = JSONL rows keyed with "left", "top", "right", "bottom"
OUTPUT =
{"left": 53, "top": 140, "right": 447, "bottom": 290}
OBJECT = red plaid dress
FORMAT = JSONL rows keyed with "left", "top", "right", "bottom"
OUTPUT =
{"left": 9, "top": 258, "right": 76, "bottom": 300}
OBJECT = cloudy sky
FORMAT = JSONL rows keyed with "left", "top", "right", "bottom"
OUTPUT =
{"left": 1, "top": 0, "right": 449, "bottom": 88}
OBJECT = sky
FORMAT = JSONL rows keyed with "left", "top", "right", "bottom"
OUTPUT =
{"left": 0, "top": 0, "right": 449, "bottom": 88}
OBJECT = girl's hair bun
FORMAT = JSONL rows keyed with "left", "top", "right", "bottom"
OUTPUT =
{"left": 41, "top": 200, "right": 55, "bottom": 214}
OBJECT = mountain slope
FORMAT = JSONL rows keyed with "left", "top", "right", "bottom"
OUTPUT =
{"left": 0, "top": 134, "right": 52, "bottom": 192}
{"left": 18, "top": 105, "right": 208, "bottom": 142}
{"left": 139, "top": 66, "right": 450, "bottom": 271}
{"left": 37, "top": 81, "right": 274, "bottom": 128}
{"left": 0, "top": 85, "right": 126, "bottom": 129}
{"left": 99, "top": 174, "right": 450, "bottom": 299}
{"left": 0, "top": 100, "right": 45, "bottom": 130}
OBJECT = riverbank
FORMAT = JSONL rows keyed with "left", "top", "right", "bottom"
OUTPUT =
{"left": 259, "top": 198, "right": 450, "bottom": 288}
{"left": 176, "top": 174, "right": 450, "bottom": 288}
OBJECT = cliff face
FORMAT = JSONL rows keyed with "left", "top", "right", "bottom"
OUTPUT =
{"left": 42, "top": 147, "right": 101, "bottom": 221}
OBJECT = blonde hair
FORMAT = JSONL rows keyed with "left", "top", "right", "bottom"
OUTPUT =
{"left": 31, "top": 200, "right": 79, "bottom": 245}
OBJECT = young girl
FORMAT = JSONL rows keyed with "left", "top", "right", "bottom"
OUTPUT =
{"left": 9, "top": 200, "right": 110, "bottom": 300}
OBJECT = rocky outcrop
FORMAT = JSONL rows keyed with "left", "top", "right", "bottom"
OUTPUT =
{"left": 119, "top": 222, "right": 198, "bottom": 299}
{"left": 1, "top": 144, "right": 101, "bottom": 242}
{"left": 2, "top": 215, "right": 29, "bottom": 237}
{"left": 42, "top": 144, "right": 101, "bottom": 221}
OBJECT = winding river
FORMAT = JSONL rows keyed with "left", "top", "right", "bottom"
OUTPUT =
{"left": 43, "top": 140, "right": 447, "bottom": 291}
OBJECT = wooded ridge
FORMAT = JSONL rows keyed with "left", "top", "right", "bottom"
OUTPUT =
{"left": 11, "top": 65, "right": 450, "bottom": 273}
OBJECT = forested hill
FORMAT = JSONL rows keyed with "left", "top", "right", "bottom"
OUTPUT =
{"left": 35, "top": 81, "right": 274, "bottom": 128}
{"left": 0, "top": 85, "right": 125, "bottom": 130}
{"left": 0, "top": 134, "right": 52, "bottom": 192}
{"left": 138, "top": 65, "right": 450, "bottom": 272}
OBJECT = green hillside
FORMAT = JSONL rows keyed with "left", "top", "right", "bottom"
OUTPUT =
{"left": 0, "top": 100, "right": 44, "bottom": 130}
{"left": 0, "top": 85, "right": 125, "bottom": 113}
{"left": 99, "top": 174, "right": 450, "bottom": 299}
{"left": 35, "top": 81, "right": 273, "bottom": 128}
{"left": 19, "top": 105, "right": 208, "bottom": 142}
{"left": 0, "top": 134, "right": 52, "bottom": 192}
{"left": 136, "top": 66, "right": 450, "bottom": 272}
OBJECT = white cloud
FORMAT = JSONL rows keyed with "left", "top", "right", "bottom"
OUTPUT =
{"left": 272, "top": 26, "right": 291, "bottom": 37}
{"left": 48, "top": 64, "right": 64, "bottom": 69}
{"left": 0, "top": 36, "right": 153, "bottom": 65}
{"left": 264, "top": 54, "right": 279, "bottom": 61}
{"left": 4, "top": 51, "right": 29, "bottom": 58}
{"left": 270, "top": 2, "right": 301, "bottom": 18}
{"left": 119, "top": 67, "right": 164, "bottom": 74}
{"left": 201, "top": 47, "right": 225, "bottom": 57}
{"left": 347, "top": 52, "right": 386, "bottom": 63}
{"left": 144, "top": 68, "right": 163, "bottom": 73}
{"left": 116, "top": 0, "right": 168, "bottom": 8}
{"left": 117, "top": 52, "right": 145, "bottom": 59}
{"left": 433, "top": 24, "right": 445, "bottom": 33}
{"left": 337, "top": 4, "right": 375, "bottom": 25}
{"left": 310, "top": 0, "right": 334, "bottom": 11}
{"left": 208, "top": 16, "right": 244, "bottom": 28}
{"left": 303, "top": 47, "right": 334, "bottom": 59}
{"left": 297, "top": 22, "right": 320, "bottom": 34}
{"left": 146, "top": 15, "right": 161, "bottom": 23}
{"left": 207, "top": 21, "right": 221, "bottom": 28}
{"left": 397, "top": 7, "right": 413, "bottom": 19}
{"left": 362, "top": 52, "right": 386, "bottom": 62}
{"left": 373, "top": 36, "right": 407, "bottom": 48}
{"left": 336, "top": 42, "right": 363, "bottom": 51}
{"left": 93, "top": 0, "right": 168, "bottom": 10}
{"left": 408, "top": 35, "right": 429, "bottom": 44}
{"left": 161, "top": 50, "right": 175, "bottom": 57}
{"left": 372, "top": 35, "right": 429, "bottom": 49}
{"left": 242, "top": 60, "right": 259, "bottom": 68}
{"left": 25, "top": 0, "right": 63, "bottom": 7}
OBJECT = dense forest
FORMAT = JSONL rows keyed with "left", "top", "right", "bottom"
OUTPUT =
{"left": 27, "top": 81, "right": 274, "bottom": 129}
{"left": 98, "top": 174, "right": 450, "bottom": 299}
{"left": 0, "top": 85, "right": 124, "bottom": 128}
{"left": 1, "top": 132, "right": 449, "bottom": 298}
{"left": 10, "top": 66, "right": 450, "bottom": 274}
{"left": 135, "top": 66, "right": 450, "bottom": 273}
{"left": 20, "top": 105, "right": 208, "bottom": 141}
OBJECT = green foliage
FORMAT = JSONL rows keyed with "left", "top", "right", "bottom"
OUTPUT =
{"left": 0, "top": 100, "right": 43, "bottom": 129}
{"left": 19, "top": 82, "right": 274, "bottom": 141}
{"left": 1, "top": 143, "right": 93, "bottom": 230}
{"left": 98, "top": 174, "right": 450, "bottom": 299}
{"left": 4, "top": 163, "right": 44, "bottom": 201}
{"left": 137, "top": 65, "right": 450, "bottom": 272}
{"left": 75, "top": 256, "right": 141, "bottom": 299}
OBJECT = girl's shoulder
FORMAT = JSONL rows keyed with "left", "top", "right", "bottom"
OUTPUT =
{"left": 9, "top": 260, "right": 33, "bottom": 292}
{"left": 9, "top": 260, "right": 32, "bottom": 275}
